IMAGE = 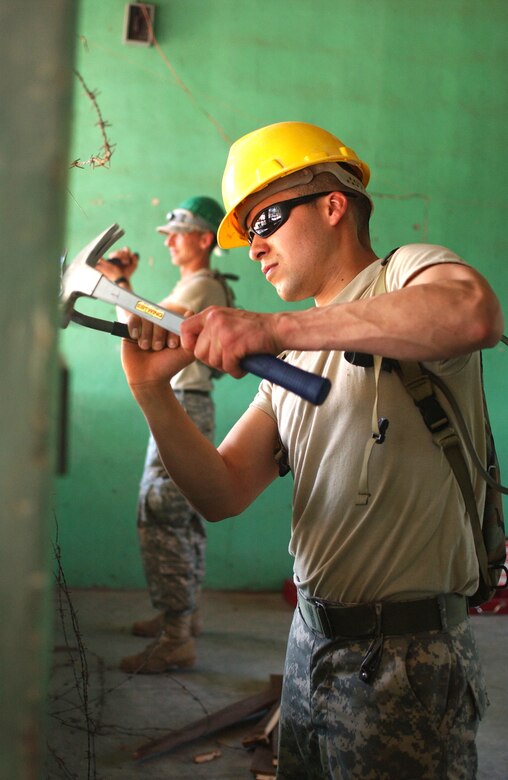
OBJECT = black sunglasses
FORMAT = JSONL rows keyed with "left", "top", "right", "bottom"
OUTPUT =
{"left": 247, "top": 191, "right": 333, "bottom": 245}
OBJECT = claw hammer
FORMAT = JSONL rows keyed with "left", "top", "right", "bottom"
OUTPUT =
{"left": 59, "top": 224, "right": 331, "bottom": 405}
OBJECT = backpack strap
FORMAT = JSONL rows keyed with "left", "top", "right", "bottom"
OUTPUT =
{"left": 395, "top": 360, "right": 491, "bottom": 591}
{"left": 355, "top": 349, "right": 388, "bottom": 504}
{"left": 360, "top": 252, "right": 492, "bottom": 591}
{"left": 355, "top": 249, "right": 505, "bottom": 601}
{"left": 212, "top": 270, "right": 238, "bottom": 308}
{"left": 355, "top": 254, "right": 395, "bottom": 505}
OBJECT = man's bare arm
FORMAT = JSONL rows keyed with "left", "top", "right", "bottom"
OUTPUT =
{"left": 181, "top": 263, "right": 503, "bottom": 375}
{"left": 278, "top": 263, "right": 503, "bottom": 360}
{"left": 122, "top": 339, "right": 280, "bottom": 521}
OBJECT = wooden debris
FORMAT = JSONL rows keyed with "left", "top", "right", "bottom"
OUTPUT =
{"left": 250, "top": 743, "right": 277, "bottom": 777}
{"left": 242, "top": 702, "right": 280, "bottom": 747}
{"left": 133, "top": 674, "right": 282, "bottom": 762}
{"left": 193, "top": 748, "right": 221, "bottom": 764}
{"left": 247, "top": 700, "right": 280, "bottom": 777}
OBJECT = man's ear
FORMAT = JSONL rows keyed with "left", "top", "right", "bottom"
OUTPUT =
{"left": 199, "top": 231, "right": 215, "bottom": 251}
{"left": 327, "top": 191, "right": 349, "bottom": 226}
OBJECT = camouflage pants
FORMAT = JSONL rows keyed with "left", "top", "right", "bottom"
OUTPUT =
{"left": 137, "top": 391, "right": 214, "bottom": 617}
{"left": 277, "top": 608, "right": 488, "bottom": 780}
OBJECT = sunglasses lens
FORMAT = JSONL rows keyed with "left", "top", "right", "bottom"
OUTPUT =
{"left": 257, "top": 204, "right": 284, "bottom": 235}
{"left": 248, "top": 204, "right": 286, "bottom": 244}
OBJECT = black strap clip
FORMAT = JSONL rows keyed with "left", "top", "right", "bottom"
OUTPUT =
{"left": 359, "top": 634, "right": 384, "bottom": 684}
{"left": 374, "top": 417, "right": 390, "bottom": 444}
{"left": 358, "top": 603, "right": 384, "bottom": 684}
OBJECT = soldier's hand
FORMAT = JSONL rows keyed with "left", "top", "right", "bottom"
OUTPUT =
{"left": 96, "top": 246, "right": 139, "bottom": 283}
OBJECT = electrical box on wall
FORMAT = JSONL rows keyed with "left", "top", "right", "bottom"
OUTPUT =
{"left": 123, "top": 3, "right": 155, "bottom": 46}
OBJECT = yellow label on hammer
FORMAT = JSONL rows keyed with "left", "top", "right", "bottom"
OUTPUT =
{"left": 135, "top": 301, "right": 164, "bottom": 320}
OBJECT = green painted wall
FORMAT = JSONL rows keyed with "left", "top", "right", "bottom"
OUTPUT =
{"left": 56, "top": 0, "right": 508, "bottom": 590}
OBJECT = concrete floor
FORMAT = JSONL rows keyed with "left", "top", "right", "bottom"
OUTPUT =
{"left": 46, "top": 589, "right": 508, "bottom": 779}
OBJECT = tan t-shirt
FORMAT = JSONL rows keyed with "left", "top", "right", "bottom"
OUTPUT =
{"left": 166, "top": 269, "right": 229, "bottom": 392}
{"left": 251, "top": 244, "right": 486, "bottom": 603}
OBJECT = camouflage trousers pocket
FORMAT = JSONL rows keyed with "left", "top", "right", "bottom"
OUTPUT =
{"left": 317, "top": 631, "right": 484, "bottom": 778}
{"left": 143, "top": 480, "right": 179, "bottom": 514}
{"left": 403, "top": 631, "right": 456, "bottom": 731}
{"left": 138, "top": 480, "right": 201, "bottom": 527}
{"left": 403, "top": 623, "right": 487, "bottom": 733}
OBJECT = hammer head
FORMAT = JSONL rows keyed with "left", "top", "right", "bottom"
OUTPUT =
{"left": 60, "top": 224, "right": 125, "bottom": 328}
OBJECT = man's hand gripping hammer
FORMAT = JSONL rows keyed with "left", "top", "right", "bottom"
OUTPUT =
{"left": 59, "top": 224, "right": 331, "bottom": 406}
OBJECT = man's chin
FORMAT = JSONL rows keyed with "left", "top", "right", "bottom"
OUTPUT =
{"left": 275, "top": 284, "right": 307, "bottom": 303}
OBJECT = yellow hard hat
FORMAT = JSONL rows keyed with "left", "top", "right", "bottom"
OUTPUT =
{"left": 217, "top": 121, "right": 370, "bottom": 249}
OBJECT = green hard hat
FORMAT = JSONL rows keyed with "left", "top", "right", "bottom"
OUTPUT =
{"left": 157, "top": 195, "right": 225, "bottom": 235}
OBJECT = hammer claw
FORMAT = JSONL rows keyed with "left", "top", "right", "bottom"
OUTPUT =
{"left": 80, "top": 223, "right": 125, "bottom": 268}
{"left": 60, "top": 224, "right": 125, "bottom": 327}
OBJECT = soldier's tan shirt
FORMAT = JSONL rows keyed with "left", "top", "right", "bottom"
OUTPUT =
{"left": 251, "top": 244, "right": 486, "bottom": 603}
{"left": 166, "top": 269, "right": 229, "bottom": 392}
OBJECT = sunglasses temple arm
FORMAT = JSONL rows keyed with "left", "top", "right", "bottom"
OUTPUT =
{"left": 240, "top": 354, "right": 331, "bottom": 406}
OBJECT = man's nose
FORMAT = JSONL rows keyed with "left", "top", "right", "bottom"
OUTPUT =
{"left": 248, "top": 234, "right": 268, "bottom": 261}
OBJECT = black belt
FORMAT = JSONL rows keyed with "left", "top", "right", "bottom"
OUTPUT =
{"left": 176, "top": 389, "right": 210, "bottom": 397}
{"left": 297, "top": 591, "right": 467, "bottom": 640}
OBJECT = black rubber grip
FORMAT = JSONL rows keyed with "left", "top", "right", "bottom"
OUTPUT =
{"left": 109, "top": 321, "right": 330, "bottom": 405}
{"left": 240, "top": 353, "right": 331, "bottom": 406}
{"left": 111, "top": 321, "right": 130, "bottom": 338}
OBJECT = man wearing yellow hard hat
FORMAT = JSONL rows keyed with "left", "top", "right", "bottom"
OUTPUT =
{"left": 120, "top": 122, "right": 503, "bottom": 778}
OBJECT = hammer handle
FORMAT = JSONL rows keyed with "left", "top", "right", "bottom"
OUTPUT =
{"left": 90, "top": 277, "right": 331, "bottom": 406}
{"left": 240, "top": 354, "right": 330, "bottom": 405}
{"left": 108, "top": 320, "right": 330, "bottom": 406}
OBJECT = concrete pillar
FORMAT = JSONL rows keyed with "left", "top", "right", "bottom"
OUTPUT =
{"left": 0, "top": 2, "right": 77, "bottom": 777}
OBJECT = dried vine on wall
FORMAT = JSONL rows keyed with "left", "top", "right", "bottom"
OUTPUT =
{"left": 70, "top": 70, "right": 115, "bottom": 169}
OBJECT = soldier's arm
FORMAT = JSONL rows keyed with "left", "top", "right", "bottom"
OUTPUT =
{"left": 122, "top": 338, "right": 279, "bottom": 521}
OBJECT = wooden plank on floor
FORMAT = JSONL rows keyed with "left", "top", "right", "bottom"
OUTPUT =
{"left": 133, "top": 674, "right": 283, "bottom": 762}
{"left": 242, "top": 701, "right": 280, "bottom": 748}
{"left": 249, "top": 743, "right": 277, "bottom": 777}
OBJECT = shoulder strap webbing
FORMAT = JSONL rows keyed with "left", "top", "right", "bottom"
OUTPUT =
{"left": 212, "top": 270, "right": 238, "bottom": 308}
{"left": 356, "top": 260, "right": 392, "bottom": 505}
{"left": 359, "top": 257, "right": 491, "bottom": 587}
{"left": 395, "top": 360, "right": 490, "bottom": 588}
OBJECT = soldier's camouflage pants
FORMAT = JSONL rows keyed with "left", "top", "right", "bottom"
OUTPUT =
{"left": 137, "top": 391, "right": 214, "bottom": 617}
{"left": 277, "top": 609, "right": 488, "bottom": 779}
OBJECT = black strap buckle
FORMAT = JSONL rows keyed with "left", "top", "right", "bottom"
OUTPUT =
{"left": 315, "top": 602, "right": 334, "bottom": 639}
{"left": 374, "top": 417, "right": 390, "bottom": 444}
{"left": 359, "top": 604, "right": 384, "bottom": 684}
{"left": 359, "top": 634, "right": 384, "bottom": 684}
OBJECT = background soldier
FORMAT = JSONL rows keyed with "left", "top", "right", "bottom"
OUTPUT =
{"left": 98, "top": 195, "right": 234, "bottom": 673}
